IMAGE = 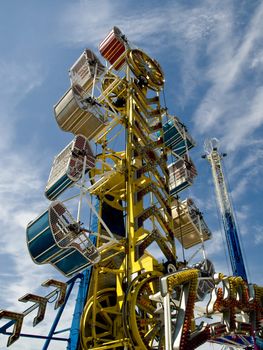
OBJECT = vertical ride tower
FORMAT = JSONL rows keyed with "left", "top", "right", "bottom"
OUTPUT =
{"left": 203, "top": 138, "right": 248, "bottom": 281}
{"left": 1, "top": 28, "right": 263, "bottom": 350}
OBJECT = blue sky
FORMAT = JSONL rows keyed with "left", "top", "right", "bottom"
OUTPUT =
{"left": 0, "top": 1, "right": 262, "bottom": 349}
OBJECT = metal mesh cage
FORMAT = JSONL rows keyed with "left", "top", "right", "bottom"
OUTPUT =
{"left": 193, "top": 259, "right": 215, "bottom": 301}
{"left": 162, "top": 116, "right": 196, "bottom": 156}
{"left": 46, "top": 141, "right": 74, "bottom": 191}
{"left": 67, "top": 135, "right": 95, "bottom": 178}
{"left": 45, "top": 135, "right": 95, "bottom": 195}
{"left": 49, "top": 201, "right": 100, "bottom": 264}
{"left": 168, "top": 157, "right": 197, "bottom": 194}
{"left": 172, "top": 198, "right": 212, "bottom": 249}
{"left": 187, "top": 199, "right": 211, "bottom": 238}
{"left": 99, "top": 26, "right": 127, "bottom": 70}
{"left": 54, "top": 86, "right": 108, "bottom": 140}
{"left": 69, "top": 49, "right": 105, "bottom": 90}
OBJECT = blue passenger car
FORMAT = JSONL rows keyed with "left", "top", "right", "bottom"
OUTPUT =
{"left": 162, "top": 117, "right": 195, "bottom": 156}
{"left": 26, "top": 201, "right": 100, "bottom": 276}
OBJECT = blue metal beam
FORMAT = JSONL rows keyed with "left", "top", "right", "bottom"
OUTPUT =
{"left": 2, "top": 330, "right": 68, "bottom": 342}
{"left": 223, "top": 211, "right": 248, "bottom": 281}
{"left": 67, "top": 268, "right": 92, "bottom": 350}
{"left": 205, "top": 139, "right": 248, "bottom": 282}
{"left": 42, "top": 276, "right": 79, "bottom": 350}
{"left": 67, "top": 199, "right": 99, "bottom": 350}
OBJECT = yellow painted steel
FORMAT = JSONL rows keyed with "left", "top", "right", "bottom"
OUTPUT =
{"left": 126, "top": 49, "right": 165, "bottom": 91}
{"left": 2, "top": 34, "right": 263, "bottom": 350}
{"left": 80, "top": 288, "right": 127, "bottom": 349}
{"left": 79, "top": 47, "right": 175, "bottom": 349}
{"left": 124, "top": 271, "right": 164, "bottom": 349}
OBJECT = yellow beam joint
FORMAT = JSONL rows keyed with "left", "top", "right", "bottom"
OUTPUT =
{"left": 99, "top": 267, "right": 125, "bottom": 274}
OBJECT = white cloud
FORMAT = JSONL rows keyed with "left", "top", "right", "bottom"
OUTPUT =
{"left": 250, "top": 49, "right": 263, "bottom": 69}
{"left": 252, "top": 225, "right": 263, "bottom": 245}
{"left": 226, "top": 146, "right": 263, "bottom": 178}
{"left": 193, "top": 1, "right": 263, "bottom": 133}
{"left": 0, "top": 58, "right": 67, "bottom": 349}
{"left": 204, "top": 229, "right": 226, "bottom": 257}
{"left": 59, "top": 0, "right": 121, "bottom": 47}
{"left": 221, "top": 87, "right": 263, "bottom": 152}
{"left": 0, "top": 151, "right": 54, "bottom": 307}
{"left": 185, "top": 1, "right": 263, "bottom": 204}
{"left": 0, "top": 61, "right": 41, "bottom": 103}
{"left": 59, "top": 0, "right": 263, "bottom": 154}
{"left": 0, "top": 156, "right": 71, "bottom": 350}
{"left": 0, "top": 59, "right": 43, "bottom": 153}
{"left": 59, "top": 1, "right": 225, "bottom": 50}
{"left": 0, "top": 1, "right": 262, "bottom": 347}
{"left": 219, "top": 145, "right": 263, "bottom": 202}
{"left": 255, "top": 233, "right": 263, "bottom": 244}
{"left": 0, "top": 54, "right": 94, "bottom": 350}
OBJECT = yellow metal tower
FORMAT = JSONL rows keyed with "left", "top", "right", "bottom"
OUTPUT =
{"left": 0, "top": 26, "right": 262, "bottom": 350}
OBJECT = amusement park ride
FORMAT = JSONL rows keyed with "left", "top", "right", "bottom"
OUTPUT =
{"left": 0, "top": 27, "right": 262, "bottom": 350}
{"left": 203, "top": 138, "right": 248, "bottom": 283}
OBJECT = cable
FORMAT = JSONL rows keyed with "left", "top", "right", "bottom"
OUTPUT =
{"left": 176, "top": 197, "right": 186, "bottom": 263}
{"left": 89, "top": 143, "right": 98, "bottom": 231}
{"left": 47, "top": 291, "right": 59, "bottom": 304}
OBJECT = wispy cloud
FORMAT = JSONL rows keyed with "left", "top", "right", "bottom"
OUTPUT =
{"left": 57, "top": 0, "right": 263, "bottom": 270}
{"left": 250, "top": 48, "right": 263, "bottom": 69}
{"left": 0, "top": 1, "right": 262, "bottom": 347}
{"left": 0, "top": 59, "right": 43, "bottom": 150}
{"left": 0, "top": 151, "right": 54, "bottom": 306}
{"left": 252, "top": 225, "right": 263, "bottom": 245}
{"left": 58, "top": 1, "right": 225, "bottom": 52}
{"left": 0, "top": 59, "right": 58, "bottom": 306}
{"left": 59, "top": 0, "right": 263, "bottom": 154}
{"left": 193, "top": 1, "right": 263, "bottom": 133}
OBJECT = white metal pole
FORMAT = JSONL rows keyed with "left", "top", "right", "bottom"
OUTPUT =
{"left": 77, "top": 155, "right": 87, "bottom": 223}
{"left": 163, "top": 293, "right": 172, "bottom": 350}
